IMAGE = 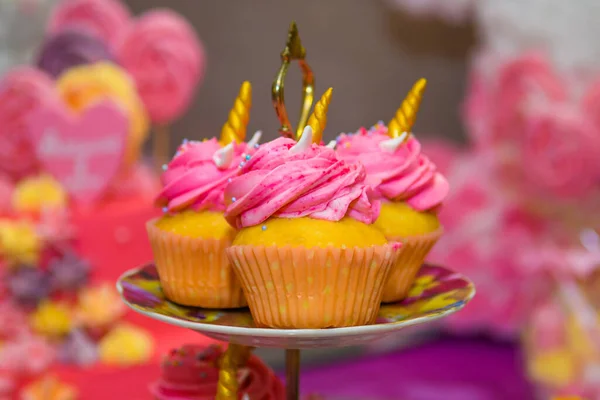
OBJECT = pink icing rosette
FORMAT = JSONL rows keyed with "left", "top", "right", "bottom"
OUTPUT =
{"left": 156, "top": 138, "right": 253, "bottom": 213}
{"left": 117, "top": 9, "right": 205, "bottom": 124}
{"left": 224, "top": 137, "right": 379, "bottom": 229}
{"left": 0, "top": 67, "right": 57, "bottom": 181}
{"left": 335, "top": 127, "right": 449, "bottom": 211}
{"left": 47, "top": 0, "right": 131, "bottom": 48}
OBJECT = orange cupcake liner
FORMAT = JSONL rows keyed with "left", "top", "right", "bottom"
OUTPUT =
{"left": 381, "top": 228, "right": 443, "bottom": 303}
{"left": 146, "top": 219, "right": 246, "bottom": 309}
{"left": 226, "top": 243, "right": 401, "bottom": 329}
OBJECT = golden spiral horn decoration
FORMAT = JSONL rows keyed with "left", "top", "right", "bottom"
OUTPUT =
{"left": 388, "top": 78, "right": 427, "bottom": 139}
{"left": 220, "top": 81, "right": 252, "bottom": 145}
{"left": 215, "top": 344, "right": 253, "bottom": 400}
{"left": 304, "top": 87, "right": 333, "bottom": 144}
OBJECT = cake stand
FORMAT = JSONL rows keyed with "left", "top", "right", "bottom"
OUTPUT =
{"left": 117, "top": 263, "right": 475, "bottom": 399}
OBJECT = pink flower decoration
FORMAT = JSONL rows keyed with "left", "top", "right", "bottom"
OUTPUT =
{"left": 0, "top": 335, "right": 55, "bottom": 375}
{"left": 117, "top": 9, "right": 205, "bottom": 124}
{"left": 0, "top": 301, "right": 29, "bottom": 340}
{"left": 48, "top": 0, "right": 132, "bottom": 48}
{"left": 519, "top": 104, "right": 600, "bottom": 198}
{"left": 428, "top": 152, "right": 554, "bottom": 336}
{"left": 493, "top": 53, "right": 566, "bottom": 144}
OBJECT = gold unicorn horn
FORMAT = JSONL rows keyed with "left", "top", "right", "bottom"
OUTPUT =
{"left": 220, "top": 81, "right": 252, "bottom": 145}
{"left": 304, "top": 87, "right": 333, "bottom": 144}
{"left": 388, "top": 78, "right": 427, "bottom": 139}
{"left": 216, "top": 344, "right": 253, "bottom": 400}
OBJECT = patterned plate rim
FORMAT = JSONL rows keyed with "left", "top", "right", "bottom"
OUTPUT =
{"left": 116, "top": 266, "right": 475, "bottom": 340}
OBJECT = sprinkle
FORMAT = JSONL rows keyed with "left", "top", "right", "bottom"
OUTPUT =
{"left": 161, "top": 164, "right": 168, "bottom": 171}
{"left": 245, "top": 154, "right": 251, "bottom": 160}
{"left": 227, "top": 178, "right": 232, "bottom": 183}
{"left": 162, "top": 207, "right": 168, "bottom": 213}
{"left": 254, "top": 143, "right": 260, "bottom": 149}
{"left": 231, "top": 197, "right": 237, "bottom": 202}
{"left": 261, "top": 225, "right": 267, "bottom": 231}
{"left": 182, "top": 138, "right": 189, "bottom": 144}
{"left": 239, "top": 161, "right": 245, "bottom": 168}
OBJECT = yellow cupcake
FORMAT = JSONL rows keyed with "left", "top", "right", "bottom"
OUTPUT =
{"left": 147, "top": 82, "right": 254, "bottom": 309}
{"left": 335, "top": 80, "right": 447, "bottom": 303}
{"left": 56, "top": 62, "right": 149, "bottom": 166}
{"left": 224, "top": 121, "right": 401, "bottom": 329}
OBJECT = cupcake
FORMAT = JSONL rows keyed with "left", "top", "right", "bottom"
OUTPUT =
{"left": 148, "top": 81, "right": 259, "bottom": 308}
{"left": 336, "top": 79, "right": 449, "bottom": 303}
{"left": 224, "top": 92, "right": 401, "bottom": 328}
{"left": 150, "top": 344, "right": 285, "bottom": 399}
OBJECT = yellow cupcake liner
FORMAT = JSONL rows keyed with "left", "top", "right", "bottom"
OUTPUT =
{"left": 226, "top": 243, "right": 401, "bottom": 329}
{"left": 381, "top": 228, "right": 443, "bottom": 303}
{"left": 146, "top": 219, "right": 246, "bottom": 309}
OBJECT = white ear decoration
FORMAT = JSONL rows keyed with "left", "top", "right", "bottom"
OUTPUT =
{"left": 213, "top": 142, "right": 234, "bottom": 169}
{"left": 379, "top": 132, "right": 409, "bottom": 152}
{"left": 325, "top": 140, "right": 337, "bottom": 149}
{"left": 247, "top": 130, "right": 262, "bottom": 148}
{"left": 289, "top": 125, "right": 313, "bottom": 154}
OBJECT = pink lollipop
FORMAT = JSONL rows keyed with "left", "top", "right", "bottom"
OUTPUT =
{"left": 48, "top": 0, "right": 131, "bottom": 48}
{"left": 117, "top": 9, "right": 205, "bottom": 124}
{"left": 0, "top": 67, "right": 57, "bottom": 181}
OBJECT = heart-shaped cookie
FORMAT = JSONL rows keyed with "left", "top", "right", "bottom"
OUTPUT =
{"left": 28, "top": 101, "right": 128, "bottom": 204}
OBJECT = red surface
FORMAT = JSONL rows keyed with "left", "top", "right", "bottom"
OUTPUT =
{"left": 71, "top": 195, "right": 160, "bottom": 283}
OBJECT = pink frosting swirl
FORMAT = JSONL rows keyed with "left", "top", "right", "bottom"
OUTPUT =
{"left": 0, "top": 67, "right": 57, "bottom": 181}
{"left": 156, "top": 138, "right": 252, "bottom": 212}
{"left": 117, "top": 9, "right": 205, "bottom": 124}
{"left": 336, "top": 127, "right": 449, "bottom": 211}
{"left": 224, "top": 137, "right": 380, "bottom": 229}
{"left": 48, "top": 0, "right": 132, "bottom": 48}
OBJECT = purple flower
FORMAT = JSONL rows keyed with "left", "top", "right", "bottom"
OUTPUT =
{"left": 6, "top": 267, "right": 50, "bottom": 307}
{"left": 48, "top": 252, "right": 90, "bottom": 293}
{"left": 36, "top": 28, "right": 115, "bottom": 78}
{"left": 57, "top": 329, "right": 98, "bottom": 366}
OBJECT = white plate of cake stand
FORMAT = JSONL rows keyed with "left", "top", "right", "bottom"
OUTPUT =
{"left": 117, "top": 263, "right": 475, "bottom": 400}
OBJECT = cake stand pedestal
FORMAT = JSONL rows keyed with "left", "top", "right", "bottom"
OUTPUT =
{"left": 117, "top": 263, "right": 475, "bottom": 400}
